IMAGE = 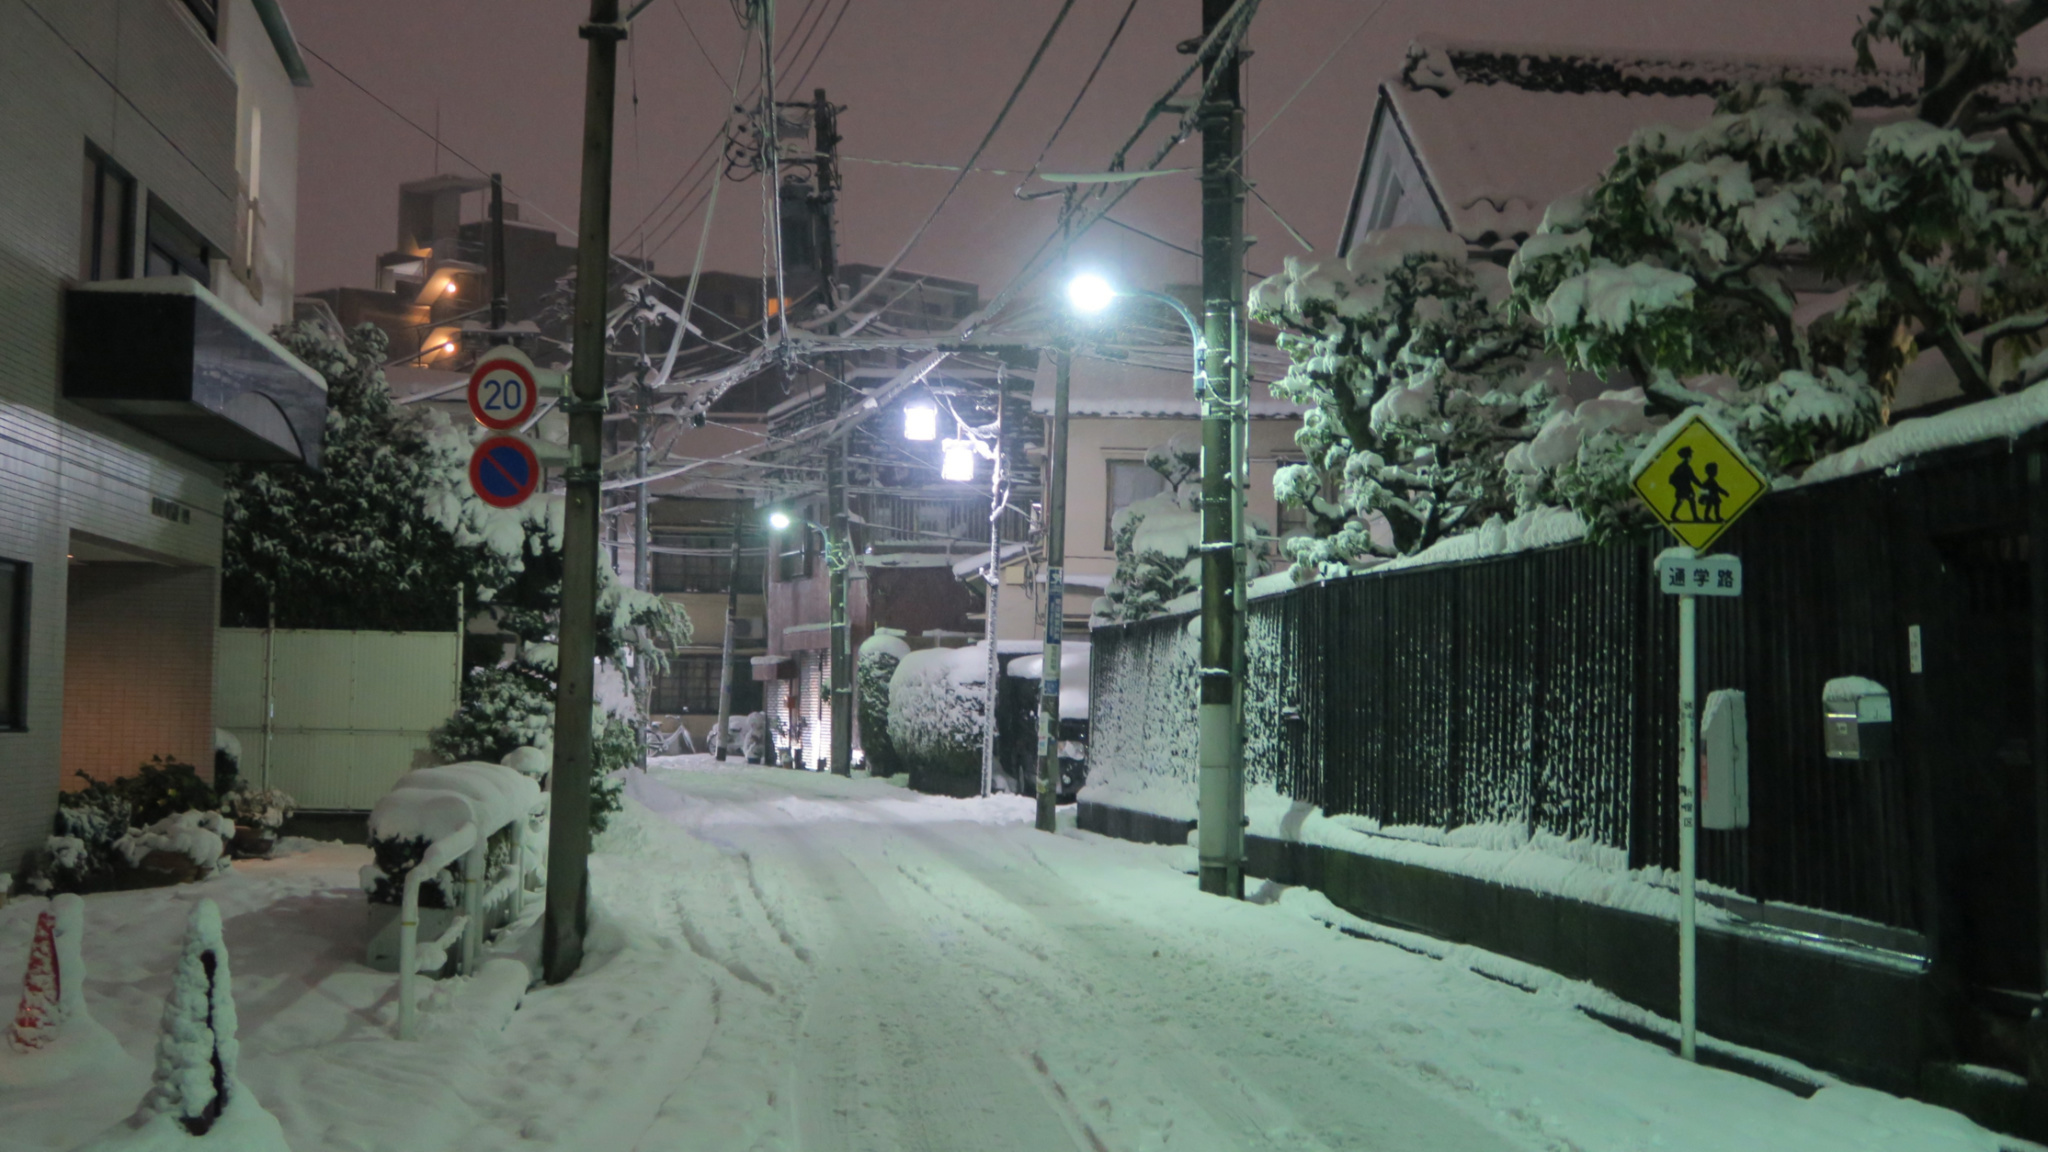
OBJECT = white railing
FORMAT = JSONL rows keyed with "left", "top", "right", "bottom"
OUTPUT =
{"left": 396, "top": 823, "right": 477, "bottom": 1041}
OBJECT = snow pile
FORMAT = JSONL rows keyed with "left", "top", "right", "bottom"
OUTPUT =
{"left": 74, "top": 899, "right": 289, "bottom": 1151}
{"left": 886, "top": 644, "right": 990, "bottom": 787}
{"left": 112, "top": 812, "right": 233, "bottom": 876}
{"left": 367, "top": 762, "right": 542, "bottom": 846}
{"left": 499, "top": 746, "right": 551, "bottom": 781}
{"left": 1373, "top": 505, "right": 1587, "bottom": 573}
{"left": 1003, "top": 642, "right": 1092, "bottom": 721}
{"left": 0, "top": 895, "right": 127, "bottom": 1089}
{"left": 1799, "top": 378, "right": 2048, "bottom": 484}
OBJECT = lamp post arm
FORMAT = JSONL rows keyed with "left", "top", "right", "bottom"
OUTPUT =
{"left": 1127, "top": 288, "right": 1209, "bottom": 399}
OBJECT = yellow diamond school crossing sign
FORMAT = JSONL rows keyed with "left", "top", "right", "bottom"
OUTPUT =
{"left": 1630, "top": 409, "right": 1766, "bottom": 552}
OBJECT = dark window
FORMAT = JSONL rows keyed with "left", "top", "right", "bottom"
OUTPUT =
{"left": 1105, "top": 459, "right": 1170, "bottom": 550}
{"left": 652, "top": 533, "right": 764, "bottom": 594}
{"left": 0, "top": 559, "right": 27, "bottom": 730}
{"left": 178, "top": 0, "right": 219, "bottom": 38}
{"left": 650, "top": 654, "right": 759, "bottom": 715}
{"left": 776, "top": 527, "right": 815, "bottom": 582}
{"left": 80, "top": 147, "right": 135, "bottom": 282}
{"left": 144, "top": 197, "right": 214, "bottom": 286}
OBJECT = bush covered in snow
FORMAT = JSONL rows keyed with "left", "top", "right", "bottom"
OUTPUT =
{"left": 22, "top": 760, "right": 230, "bottom": 894}
{"left": 1251, "top": 229, "right": 1546, "bottom": 571}
{"left": 886, "top": 645, "right": 989, "bottom": 795}
{"left": 857, "top": 631, "right": 911, "bottom": 776}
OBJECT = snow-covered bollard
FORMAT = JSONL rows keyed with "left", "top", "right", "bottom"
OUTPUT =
{"left": 72, "top": 899, "right": 289, "bottom": 1151}
{"left": 0, "top": 894, "right": 124, "bottom": 1089}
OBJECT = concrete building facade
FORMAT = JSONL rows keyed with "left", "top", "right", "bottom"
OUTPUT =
{"left": 0, "top": 0, "right": 319, "bottom": 874}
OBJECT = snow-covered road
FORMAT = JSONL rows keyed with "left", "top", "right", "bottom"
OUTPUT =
{"left": 1, "top": 758, "right": 2022, "bottom": 1151}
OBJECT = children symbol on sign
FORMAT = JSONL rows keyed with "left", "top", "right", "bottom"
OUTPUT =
{"left": 1698, "top": 463, "right": 1729, "bottom": 523}
{"left": 1668, "top": 447, "right": 1701, "bottom": 522}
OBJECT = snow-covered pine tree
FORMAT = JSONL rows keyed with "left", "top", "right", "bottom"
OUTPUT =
{"left": 1249, "top": 228, "right": 1545, "bottom": 571}
{"left": 142, "top": 899, "right": 239, "bottom": 1135}
{"left": 1094, "top": 440, "right": 1204, "bottom": 623}
{"left": 1508, "top": 0, "right": 2048, "bottom": 533}
{"left": 8, "top": 908, "right": 58, "bottom": 1052}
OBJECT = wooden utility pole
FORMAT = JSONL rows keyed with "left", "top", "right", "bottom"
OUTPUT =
{"left": 1195, "top": 0, "right": 1247, "bottom": 899}
{"left": 543, "top": 0, "right": 622, "bottom": 984}
{"left": 1035, "top": 349, "right": 1071, "bottom": 833}
{"left": 488, "top": 174, "right": 508, "bottom": 331}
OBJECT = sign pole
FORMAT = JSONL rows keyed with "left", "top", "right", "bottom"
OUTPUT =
{"left": 1677, "top": 574, "right": 1699, "bottom": 1063}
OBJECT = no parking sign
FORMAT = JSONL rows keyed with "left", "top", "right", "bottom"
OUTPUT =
{"left": 469, "top": 436, "right": 541, "bottom": 508}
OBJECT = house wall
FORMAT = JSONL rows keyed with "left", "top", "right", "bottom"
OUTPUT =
{"left": 62, "top": 563, "right": 218, "bottom": 784}
{"left": 0, "top": 0, "right": 296, "bottom": 872}
{"left": 1057, "top": 413, "right": 1303, "bottom": 588}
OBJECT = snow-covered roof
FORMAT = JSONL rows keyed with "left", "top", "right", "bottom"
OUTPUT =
{"left": 1028, "top": 357, "right": 1305, "bottom": 420}
{"left": 1360, "top": 39, "right": 2048, "bottom": 251}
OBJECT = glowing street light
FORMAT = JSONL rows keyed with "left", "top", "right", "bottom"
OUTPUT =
{"left": 767, "top": 510, "right": 793, "bottom": 531}
{"left": 940, "top": 439, "right": 977, "bottom": 482}
{"left": 1065, "top": 272, "right": 1116, "bottom": 315}
{"left": 903, "top": 401, "right": 939, "bottom": 441}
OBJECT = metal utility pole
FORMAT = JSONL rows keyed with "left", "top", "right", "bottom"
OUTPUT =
{"left": 1035, "top": 350, "right": 1072, "bottom": 833}
{"left": 488, "top": 174, "right": 508, "bottom": 331}
{"left": 713, "top": 511, "right": 744, "bottom": 761}
{"left": 1195, "top": 0, "right": 1247, "bottom": 899}
{"left": 543, "top": 0, "right": 622, "bottom": 984}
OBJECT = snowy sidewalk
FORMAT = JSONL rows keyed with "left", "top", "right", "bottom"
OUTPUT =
{"left": 0, "top": 760, "right": 2028, "bottom": 1151}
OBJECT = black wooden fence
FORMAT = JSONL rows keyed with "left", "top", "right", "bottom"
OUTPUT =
{"left": 1089, "top": 433, "right": 2043, "bottom": 940}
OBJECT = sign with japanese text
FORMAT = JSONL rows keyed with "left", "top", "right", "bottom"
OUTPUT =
{"left": 1657, "top": 552, "right": 1742, "bottom": 598}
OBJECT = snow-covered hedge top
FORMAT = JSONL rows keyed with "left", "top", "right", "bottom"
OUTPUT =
{"left": 1003, "top": 642, "right": 1092, "bottom": 720}
{"left": 369, "top": 762, "right": 542, "bottom": 844}
{"left": 1798, "top": 378, "right": 2048, "bottom": 485}
{"left": 859, "top": 632, "right": 911, "bottom": 663}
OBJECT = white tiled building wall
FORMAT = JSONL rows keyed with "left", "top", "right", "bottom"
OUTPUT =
{"left": 0, "top": 0, "right": 298, "bottom": 872}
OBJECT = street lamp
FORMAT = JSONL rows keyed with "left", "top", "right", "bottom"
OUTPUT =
{"left": 767, "top": 510, "right": 793, "bottom": 531}
{"left": 1064, "top": 274, "right": 1209, "bottom": 398}
{"left": 1063, "top": 272, "right": 1246, "bottom": 896}
{"left": 903, "top": 401, "right": 939, "bottom": 442}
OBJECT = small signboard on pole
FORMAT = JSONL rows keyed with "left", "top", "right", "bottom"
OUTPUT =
{"left": 469, "top": 435, "right": 541, "bottom": 509}
{"left": 468, "top": 346, "right": 540, "bottom": 431}
{"left": 1631, "top": 408, "right": 1766, "bottom": 1065}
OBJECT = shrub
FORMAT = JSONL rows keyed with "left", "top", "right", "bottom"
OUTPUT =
{"left": 887, "top": 645, "right": 989, "bottom": 795}
{"left": 858, "top": 631, "right": 910, "bottom": 776}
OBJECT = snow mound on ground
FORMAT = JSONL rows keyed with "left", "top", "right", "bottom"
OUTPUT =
{"left": 0, "top": 895, "right": 129, "bottom": 1089}
{"left": 1800, "top": 378, "right": 2048, "bottom": 484}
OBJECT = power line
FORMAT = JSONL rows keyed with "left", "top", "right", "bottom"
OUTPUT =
{"left": 788, "top": 0, "right": 855, "bottom": 91}
{"left": 669, "top": 0, "right": 732, "bottom": 87}
{"left": 1020, "top": 0, "right": 1142, "bottom": 185}
{"left": 810, "top": 0, "right": 1081, "bottom": 330}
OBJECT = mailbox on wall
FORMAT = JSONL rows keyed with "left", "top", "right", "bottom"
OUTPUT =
{"left": 1823, "top": 677, "right": 1892, "bottom": 761}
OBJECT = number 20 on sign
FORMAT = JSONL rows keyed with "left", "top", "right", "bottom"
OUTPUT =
{"left": 468, "top": 346, "right": 539, "bottom": 431}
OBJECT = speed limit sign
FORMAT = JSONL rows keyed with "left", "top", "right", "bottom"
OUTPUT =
{"left": 468, "top": 347, "right": 539, "bottom": 431}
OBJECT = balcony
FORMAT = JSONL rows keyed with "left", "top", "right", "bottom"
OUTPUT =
{"left": 63, "top": 277, "right": 327, "bottom": 471}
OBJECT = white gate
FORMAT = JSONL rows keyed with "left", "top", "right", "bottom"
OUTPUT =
{"left": 215, "top": 628, "right": 463, "bottom": 810}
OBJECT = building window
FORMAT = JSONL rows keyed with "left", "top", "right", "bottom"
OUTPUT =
{"left": 1105, "top": 459, "right": 1170, "bottom": 550}
{"left": 776, "top": 527, "right": 815, "bottom": 582}
{"left": 652, "top": 533, "right": 764, "bottom": 594}
{"left": 178, "top": 0, "right": 219, "bottom": 38}
{"left": 651, "top": 654, "right": 761, "bottom": 715}
{"left": 0, "top": 559, "right": 26, "bottom": 730}
{"left": 80, "top": 147, "right": 135, "bottom": 282}
{"left": 144, "top": 197, "right": 214, "bottom": 286}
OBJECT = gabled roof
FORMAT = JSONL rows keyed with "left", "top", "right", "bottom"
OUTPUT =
{"left": 1343, "top": 38, "right": 2048, "bottom": 253}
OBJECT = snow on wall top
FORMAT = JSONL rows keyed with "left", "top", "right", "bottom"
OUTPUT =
{"left": 1798, "top": 378, "right": 2048, "bottom": 486}
{"left": 1029, "top": 357, "right": 1304, "bottom": 420}
{"left": 1384, "top": 38, "right": 2048, "bottom": 248}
